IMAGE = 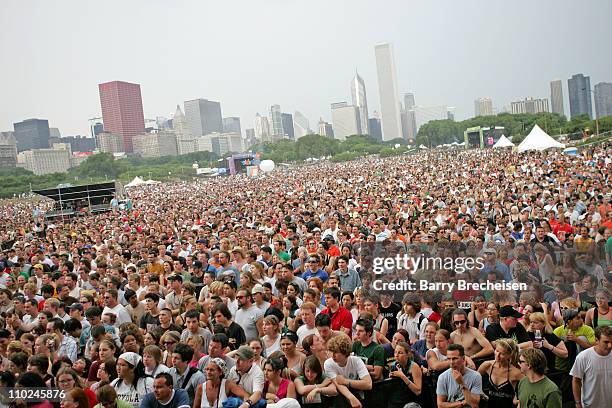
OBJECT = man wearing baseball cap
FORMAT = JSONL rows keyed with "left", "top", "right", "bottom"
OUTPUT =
{"left": 227, "top": 346, "right": 265, "bottom": 408}
{"left": 485, "top": 305, "right": 532, "bottom": 349}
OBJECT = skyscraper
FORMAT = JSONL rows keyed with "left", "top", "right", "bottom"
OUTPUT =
{"left": 270, "top": 105, "right": 284, "bottom": 139}
{"left": 550, "top": 79, "right": 565, "bottom": 117}
{"left": 594, "top": 82, "right": 612, "bottom": 119}
{"left": 568, "top": 74, "right": 593, "bottom": 119}
{"left": 281, "top": 113, "right": 295, "bottom": 139}
{"left": 173, "top": 105, "right": 196, "bottom": 155}
{"left": 404, "top": 93, "right": 415, "bottom": 110}
{"left": 184, "top": 98, "right": 223, "bottom": 138}
{"left": 351, "top": 71, "right": 369, "bottom": 135}
{"left": 374, "top": 43, "right": 402, "bottom": 141}
{"left": 402, "top": 94, "right": 417, "bottom": 142}
{"left": 222, "top": 117, "right": 242, "bottom": 135}
{"left": 474, "top": 97, "right": 493, "bottom": 117}
{"left": 318, "top": 119, "right": 334, "bottom": 138}
{"left": 13, "top": 119, "right": 50, "bottom": 152}
{"left": 293, "top": 111, "right": 311, "bottom": 139}
{"left": 331, "top": 102, "right": 361, "bottom": 141}
{"left": 254, "top": 114, "right": 271, "bottom": 142}
{"left": 89, "top": 117, "right": 104, "bottom": 138}
{"left": 98, "top": 81, "right": 145, "bottom": 152}
{"left": 368, "top": 113, "right": 382, "bottom": 141}
{"left": 0, "top": 132, "right": 17, "bottom": 169}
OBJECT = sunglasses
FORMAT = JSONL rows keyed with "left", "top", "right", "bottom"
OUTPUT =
{"left": 453, "top": 320, "right": 467, "bottom": 325}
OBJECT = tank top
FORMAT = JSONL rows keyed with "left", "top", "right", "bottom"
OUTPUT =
{"left": 263, "top": 334, "right": 281, "bottom": 357}
{"left": 263, "top": 378, "right": 290, "bottom": 399}
{"left": 483, "top": 362, "right": 515, "bottom": 408}
{"left": 200, "top": 379, "right": 228, "bottom": 408}
{"left": 593, "top": 307, "right": 612, "bottom": 328}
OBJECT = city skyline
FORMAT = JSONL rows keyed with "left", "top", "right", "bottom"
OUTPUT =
{"left": 1, "top": 1, "right": 611, "bottom": 137}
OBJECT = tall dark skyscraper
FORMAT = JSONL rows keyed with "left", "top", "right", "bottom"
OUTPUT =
{"left": 281, "top": 113, "right": 294, "bottom": 139}
{"left": 368, "top": 117, "right": 382, "bottom": 141}
{"left": 568, "top": 74, "right": 593, "bottom": 119}
{"left": 98, "top": 81, "right": 146, "bottom": 152}
{"left": 184, "top": 99, "right": 223, "bottom": 136}
{"left": 13, "top": 118, "right": 50, "bottom": 152}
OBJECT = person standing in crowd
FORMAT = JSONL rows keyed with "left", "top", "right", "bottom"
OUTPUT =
{"left": 234, "top": 288, "right": 264, "bottom": 342}
{"left": 477, "top": 339, "right": 523, "bottom": 408}
{"left": 388, "top": 341, "right": 422, "bottom": 408}
{"left": 485, "top": 305, "right": 532, "bottom": 349}
{"left": 517, "top": 348, "right": 562, "bottom": 408}
{"left": 570, "top": 326, "right": 612, "bottom": 408}
{"left": 436, "top": 344, "right": 482, "bottom": 408}
{"left": 450, "top": 308, "right": 494, "bottom": 362}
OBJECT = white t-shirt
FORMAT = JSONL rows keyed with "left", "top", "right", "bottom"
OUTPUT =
{"left": 103, "top": 303, "right": 133, "bottom": 327}
{"left": 570, "top": 347, "right": 612, "bottom": 408}
{"left": 111, "top": 376, "right": 154, "bottom": 408}
{"left": 324, "top": 356, "right": 369, "bottom": 399}
{"left": 296, "top": 325, "right": 317, "bottom": 348}
{"left": 324, "top": 356, "right": 369, "bottom": 381}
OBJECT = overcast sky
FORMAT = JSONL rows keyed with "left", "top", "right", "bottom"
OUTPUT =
{"left": 1, "top": 0, "right": 611, "bottom": 136}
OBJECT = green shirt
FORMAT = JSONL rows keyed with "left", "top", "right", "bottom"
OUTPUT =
{"left": 553, "top": 324, "right": 595, "bottom": 371}
{"left": 352, "top": 341, "right": 385, "bottom": 368}
{"left": 517, "top": 376, "right": 562, "bottom": 408}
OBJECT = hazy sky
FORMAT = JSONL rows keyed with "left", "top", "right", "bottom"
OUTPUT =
{"left": 1, "top": 0, "right": 611, "bottom": 136}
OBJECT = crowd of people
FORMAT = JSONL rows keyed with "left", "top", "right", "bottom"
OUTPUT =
{"left": 0, "top": 146, "right": 610, "bottom": 408}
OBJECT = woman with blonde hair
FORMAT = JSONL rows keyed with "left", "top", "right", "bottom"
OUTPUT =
{"left": 477, "top": 339, "right": 523, "bottom": 408}
{"left": 240, "top": 271, "right": 256, "bottom": 292}
{"left": 249, "top": 262, "right": 269, "bottom": 284}
{"left": 527, "top": 312, "right": 568, "bottom": 372}
{"left": 262, "top": 315, "right": 282, "bottom": 357}
{"left": 208, "top": 280, "right": 224, "bottom": 297}
{"left": 174, "top": 295, "right": 198, "bottom": 327}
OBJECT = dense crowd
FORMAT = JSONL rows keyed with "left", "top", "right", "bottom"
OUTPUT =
{"left": 0, "top": 146, "right": 610, "bottom": 408}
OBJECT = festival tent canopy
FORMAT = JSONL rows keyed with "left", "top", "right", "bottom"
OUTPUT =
{"left": 493, "top": 134, "right": 514, "bottom": 148}
{"left": 125, "top": 176, "right": 146, "bottom": 188}
{"left": 145, "top": 179, "right": 161, "bottom": 184}
{"left": 517, "top": 124, "right": 565, "bottom": 152}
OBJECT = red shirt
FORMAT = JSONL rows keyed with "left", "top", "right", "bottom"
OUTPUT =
{"left": 321, "top": 305, "right": 353, "bottom": 335}
{"left": 553, "top": 222, "right": 574, "bottom": 238}
{"left": 327, "top": 245, "right": 341, "bottom": 257}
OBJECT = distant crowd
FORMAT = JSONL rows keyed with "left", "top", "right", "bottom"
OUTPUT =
{"left": 0, "top": 145, "right": 610, "bottom": 408}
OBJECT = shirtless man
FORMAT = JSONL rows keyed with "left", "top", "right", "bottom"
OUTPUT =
{"left": 450, "top": 308, "right": 494, "bottom": 361}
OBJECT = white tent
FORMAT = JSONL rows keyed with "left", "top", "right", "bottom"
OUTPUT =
{"left": 493, "top": 134, "right": 514, "bottom": 148}
{"left": 125, "top": 176, "right": 146, "bottom": 188}
{"left": 517, "top": 124, "right": 565, "bottom": 152}
{"left": 145, "top": 179, "right": 161, "bottom": 184}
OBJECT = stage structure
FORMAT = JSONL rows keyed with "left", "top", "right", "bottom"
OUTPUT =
{"left": 33, "top": 181, "right": 126, "bottom": 221}
{"left": 464, "top": 126, "right": 506, "bottom": 149}
{"left": 226, "top": 153, "right": 260, "bottom": 176}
